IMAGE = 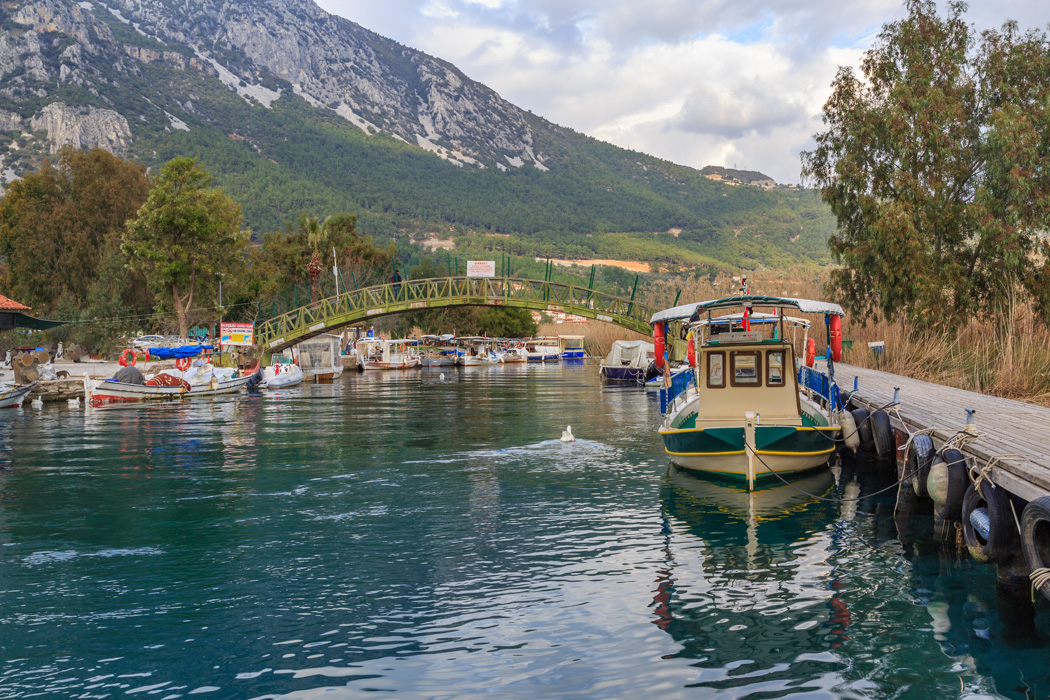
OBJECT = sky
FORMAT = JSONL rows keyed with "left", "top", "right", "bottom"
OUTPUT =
{"left": 314, "top": 0, "right": 1048, "bottom": 184}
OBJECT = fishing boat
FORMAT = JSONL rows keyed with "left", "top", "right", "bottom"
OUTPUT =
{"left": 295, "top": 333, "right": 343, "bottom": 383}
{"left": 0, "top": 381, "right": 36, "bottom": 408}
{"left": 558, "top": 334, "right": 585, "bottom": 361}
{"left": 419, "top": 334, "right": 458, "bottom": 367}
{"left": 652, "top": 295, "right": 846, "bottom": 489}
{"left": 356, "top": 338, "right": 420, "bottom": 370}
{"left": 499, "top": 340, "right": 528, "bottom": 363}
{"left": 599, "top": 340, "right": 655, "bottom": 382}
{"left": 458, "top": 337, "right": 500, "bottom": 366}
{"left": 85, "top": 361, "right": 253, "bottom": 406}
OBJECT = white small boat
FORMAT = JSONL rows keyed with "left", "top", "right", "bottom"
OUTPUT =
{"left": 644, "top": 365, "right": 690, "bottom": 391}
{"left": 0, "top": 382, "right": 36, "bottom": 409}
{"left": 524, "top": 338, "right": 559, "bottom": 362}
{"left": 419, "top": 334, "right": 458, "bottom": 367}
{"left": 458, "top": 337, "right": 500, "bottom": 366}
{"left": 500, "top": 343, "right": 528, "bottom": 363}
{"left": 261, "top": 360, "right": 305, "bottom": 389}
{"left": 558, "top": 334, "right": 585, "bottom": 361}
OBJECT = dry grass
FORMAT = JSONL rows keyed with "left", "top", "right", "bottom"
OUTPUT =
{"left": 644, "top": 268, "right": 1050, "bottom": 406}
{"left": 535, "top": 322, "right": 648, "bottom": 358}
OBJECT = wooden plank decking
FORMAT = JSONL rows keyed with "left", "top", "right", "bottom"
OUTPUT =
{"left": 823, "top": 362, "right": 1050, "bottom": 504}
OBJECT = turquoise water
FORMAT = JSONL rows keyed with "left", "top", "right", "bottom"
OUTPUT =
{"left": 1, "top": 364, "right": 1048, "bottom": 699}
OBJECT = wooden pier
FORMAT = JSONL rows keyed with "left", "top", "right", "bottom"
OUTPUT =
{"left": 826, "top": 361, "right": 1050, "bottom": 504}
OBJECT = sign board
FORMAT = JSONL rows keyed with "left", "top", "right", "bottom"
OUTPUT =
{"left": 467, "top": 260, "right": 496, "bottom": 278}
{"left": 220, "top": 322, "right": 254, "bottom": 347}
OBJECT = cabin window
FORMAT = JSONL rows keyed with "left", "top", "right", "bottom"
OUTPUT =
{"left": 766, "top": 350, "right": 785, "bottom": 387}
{"left": 707, "top": 352, "right": 725, "bottom": 388}
{"left": 730, "top": 351, "right": 761, "bottom": 386}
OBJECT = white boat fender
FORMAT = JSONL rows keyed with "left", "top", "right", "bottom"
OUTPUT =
{"left": 927, "top": 448, "right": 968, "bottom": 520}
{"left": 838, "top": 409, "right": 860, "bottom": 452}
{"left": 961, "top": 479, "right": 1017, "bottom": 564}
{"left": 1020, "top": 496, "right": 1050, "bottom": 601}
{"left": 907, "top": 434, "right": 935, "bottom": 497}
{"left": 561, "top": 425, "right": 574, "bottom": 442}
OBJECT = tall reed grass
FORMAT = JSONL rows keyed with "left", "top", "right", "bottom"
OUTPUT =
{"left": 535, "top": 322, "right": 647, "bottom": 359}
{"left": 644, "top": 268, "right": 1050, "bottom": 406}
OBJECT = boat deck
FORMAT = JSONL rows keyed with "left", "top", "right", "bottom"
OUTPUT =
{"left": 823, "top": 361, "right": 1050, "bottom": 503}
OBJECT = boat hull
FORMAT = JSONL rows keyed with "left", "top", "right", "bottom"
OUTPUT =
{"left": 659, "top": 422, "right": 837, "bottom": 478}
{"left": 600, "top": 365, "right": 645, "bottom": 382}
{"left": 0, "top": 383, "right": 34, "bottom": 408}
{"left": 88, "top": 375, "right": 252, "bottom": 406}
{"left": 363, "top": 358, "right": 420, "bottom": 370}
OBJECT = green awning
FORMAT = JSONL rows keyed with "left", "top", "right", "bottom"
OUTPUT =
{"left": 0, "top": 312, "right": 68, "bottom": 330}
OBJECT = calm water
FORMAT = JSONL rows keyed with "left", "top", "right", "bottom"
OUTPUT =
{"left": 1, "top": 364, "right": 1049, "bottom": 699}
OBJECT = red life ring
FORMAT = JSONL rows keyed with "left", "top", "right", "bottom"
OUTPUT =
{"left": 829, "top": 315, "right": 843, "bottom": 362}
{"left": 805, "top": 338, "right": 816, "bottom": 368}
{"left": 175, "top": 357, "right": 191, "bottom": 371}
{"left": 119, "top": 348, "right": 136, "bottom": 367}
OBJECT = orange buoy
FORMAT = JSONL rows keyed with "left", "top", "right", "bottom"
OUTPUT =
{"left": 687, "top": 332, "right": 696, "bottom": 367}
{"left": 830, "top": 315, "right": 843, "bottom": 362}
{"left": 805, "top": 338, "right": 816, "bottom": 368}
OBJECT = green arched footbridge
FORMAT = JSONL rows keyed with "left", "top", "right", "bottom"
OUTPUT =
{"left": 256, "top": 276, "right": 655, "bottom": 353}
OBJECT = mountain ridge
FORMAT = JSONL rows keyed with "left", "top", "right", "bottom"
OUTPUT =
{"left": 0, "top": 0, "right": 837, "bottom": 270}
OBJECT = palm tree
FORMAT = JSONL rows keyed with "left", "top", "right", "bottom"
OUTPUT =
{"left": 301, "top": 215, "right": 327, "bottom": 305}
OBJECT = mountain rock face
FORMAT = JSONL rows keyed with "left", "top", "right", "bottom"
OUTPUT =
{"left": 1, "top": 0, "right": 548, "bottom": 169}
{"left": 29, "top": 102, "right": 132, "bottom": 154}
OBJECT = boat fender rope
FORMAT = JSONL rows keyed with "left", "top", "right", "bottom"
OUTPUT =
{"left": 744, "top": 442, "right": 910, "bottom": 503}
{"left": 1031, "top": 568, "right": 1050, "bottom": 603}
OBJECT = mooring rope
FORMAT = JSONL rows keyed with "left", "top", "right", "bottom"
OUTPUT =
{"left": 1030, "top": 568, "right": 1050, "bottom": 603}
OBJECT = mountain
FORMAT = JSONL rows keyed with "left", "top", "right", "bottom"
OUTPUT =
{"left": 0, "top": 0, "right": 838, "bottom": 270}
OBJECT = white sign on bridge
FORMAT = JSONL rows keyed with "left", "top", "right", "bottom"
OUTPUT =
{"left": 467, "top": 260, "right": 496, "bottom": 278}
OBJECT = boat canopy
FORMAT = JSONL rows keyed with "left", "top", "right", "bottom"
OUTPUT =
{"left": 147, "top": 344, "right": 214, "bottom": 359}
{"left": 691, "top": 312, "right": 810, "bottom": 329}
{"left": 601, "top": 340, "right": 655, "bottom": 367}
{"left": 650, "top": 295, "right": 844, "bottom": 324}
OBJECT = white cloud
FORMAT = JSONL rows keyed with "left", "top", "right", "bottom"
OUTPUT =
{"left": 316, "top": 0, "right": 1048, "bottom": 183}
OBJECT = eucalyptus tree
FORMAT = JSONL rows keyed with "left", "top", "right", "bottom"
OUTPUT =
{"left": 801, "top": 0, "right": 1050, "bottom": 323}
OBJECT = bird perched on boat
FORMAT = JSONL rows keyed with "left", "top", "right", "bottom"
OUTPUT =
{"left": 561, "top": 425, "right": 574, "bottom": 442}
{"left": 31, "top": 396, "right": 42, "bottom": 409}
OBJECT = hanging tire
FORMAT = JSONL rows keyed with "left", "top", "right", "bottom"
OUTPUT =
{"left": 839, "top": 389, "right": 853, "bottom": 412}
{"left": 928, "top": 448, "right": 968, "bottom": 520}
{"left": 907, "top": 434, "right": 935, "bottom": 497}
{"left": 871, "top": 411, "right": 894, "bottom": 461}
{"left": 851, "top": 408, "right": 873, "bottom": 451}
{"left": 962, "top": 481, "right": 1018, "bottom": 564}
{"left": 1021, "top": 496, "right": 1050, "bottom": 602}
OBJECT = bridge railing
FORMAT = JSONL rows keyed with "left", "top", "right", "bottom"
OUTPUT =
{"left": 255, "top": 276, "right": 656, "bottom": 351}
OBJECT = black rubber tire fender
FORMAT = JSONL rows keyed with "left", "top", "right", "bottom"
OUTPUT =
{"left": 839, "top": 389, "right": 853, "bottom": 412}
{"left": 907, "top": 434, "right": 936, "bottom": 497}
{"left": 871, "top": 410, "right": 894, "bottom": 461}
{"left": 962, "top": 480, "right": 1018, "bottom": 564}
{"left": 1021, "top": 496, "right": 1050, "bottom": 602}
{"left": 851, "top": 408, "right": 873, "bottom": 451}
{"left": 933, "top": 448, "right": 968, "bottom": 520}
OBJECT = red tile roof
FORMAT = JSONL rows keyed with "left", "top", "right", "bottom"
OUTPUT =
{"left": 0, "top": 294, "right": 30, "bottom": 311}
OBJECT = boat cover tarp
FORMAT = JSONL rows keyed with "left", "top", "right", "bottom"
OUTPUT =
{"left": 650, "top": 296, "right": 845, "bottom": 324}
{"left": 146, "top": 344, "right": 214, "bottom": 359}
{"left": 112, "top": 366, "right": 145, "bottom": 385}
{"left": 601, "top": 340, "right": 655, "bottom": 368}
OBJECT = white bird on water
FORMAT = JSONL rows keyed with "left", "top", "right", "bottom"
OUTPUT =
{"left": 561, "top": 425, "right": 574, "bottom": 442}
{"left": 439, "top": 373, "right": 446, "bottom": 381}
{"left": 31, "top": 396, "right": 42, "bottom": 409}
{"left": 68, "top": 396, "right": 80, "bottom": 407}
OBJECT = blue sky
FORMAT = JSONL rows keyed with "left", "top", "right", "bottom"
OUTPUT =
{"left": 315, "top": 0, "right": 1047, "bottom": 183}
